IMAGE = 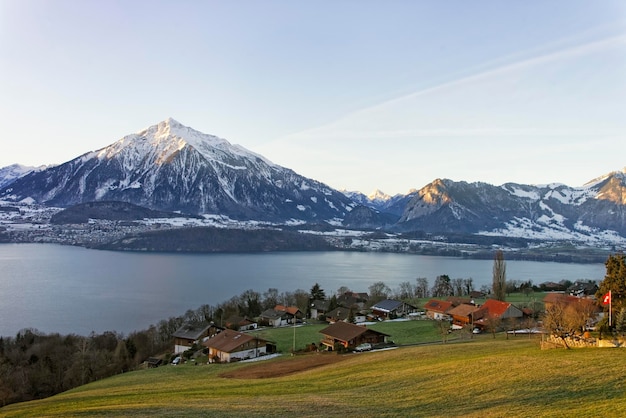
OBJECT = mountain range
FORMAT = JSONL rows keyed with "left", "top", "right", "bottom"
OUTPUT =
{"left": 1, "top": 118, "right": 625, "bottom": 245}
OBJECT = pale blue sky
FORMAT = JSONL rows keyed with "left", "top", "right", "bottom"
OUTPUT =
{"left": 1, "top": 1, "right": 625, "bottom": 195}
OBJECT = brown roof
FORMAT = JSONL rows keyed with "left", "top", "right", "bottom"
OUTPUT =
{"left": 447, "top": 303, "right": 479, "bottom": 317}
{"left": 320, "top": 321, "right": 388, "bottom": 342}
{"left": 543, "top": 293, "right": 580, "bottom": 305}
{"left": 202, "top": 330, "right": 267, "bottom": 353}
{"left": 275, "top": 305, "right": 302, "bottom": 316}
{"left": 424, "top": 299, "right": 453, "bottom": 314}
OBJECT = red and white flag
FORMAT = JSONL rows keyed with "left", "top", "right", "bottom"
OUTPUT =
{"left": 602, "top": 291, "right": 611, "bottom": 305}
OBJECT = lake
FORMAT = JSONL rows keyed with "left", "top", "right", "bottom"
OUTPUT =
{"left": 0, "top": 243, "right": 606, "bottom": 337}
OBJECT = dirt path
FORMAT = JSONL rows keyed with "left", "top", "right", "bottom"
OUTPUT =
{"left": 219, "top": 353, "right": 349, "bottom": 379}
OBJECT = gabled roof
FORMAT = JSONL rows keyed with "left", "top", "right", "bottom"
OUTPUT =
{"left": 260, "top": 309, "right": 287, "bottom": 320}
{"left": 320, "top": 321, "right": 388, "bottom": 342}
{"left": 172, "top": 323, "right": 211, "bottom": 340}
{"left": 311, "top": 299, "right": 330, "bottom": 310}
{"left": 203, "top": 330, "right": 268, "bottom": 353}
{"left": 326, "top": 307, "right": 351, "bottom": 321}
{"left": 424, "top": 299, "right": 453, "bottom": 314}
{"left": 543, "top": 293, "right": 580, "bottom": 305}
{"left": 478, "top": 299, "right": 523, "bottom": 318}
{"left": 275, "top": 305, "right": 302, "bottom": 316}
{"left": 447, "top": 303, "right": 479, "bottom": 317}
{"left": 225, "top": 316, "right": 256, "bottom": 327}
{"left": 371, "top": 299, "right": 404, "bottom": 312}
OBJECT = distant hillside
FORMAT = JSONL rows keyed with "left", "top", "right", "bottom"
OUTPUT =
{"left": 50, "top": 201, "right": 201, "bottom": 224}
{"left": 94, "top": 226, "right": 335, "bottom": 252}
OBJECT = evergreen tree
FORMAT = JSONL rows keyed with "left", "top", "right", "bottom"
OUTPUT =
{"left": 310, "top": 283, "right": 326, "bottom": 301}
{"left": 492, "top": 250, "right": 506, "bottom": 301}
{"left": 595, "top": 253, "right": 626, "bottom": 313}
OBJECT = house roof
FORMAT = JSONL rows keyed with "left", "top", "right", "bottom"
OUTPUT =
{"left": 371, "top": 299, "right": 404, "bottom": 313}
{"left": 203, "top": 330, "right": 267, "bottom": 353}
{"left": 424, "top": 299, "right": 453, "bottom": 314}
{"left": 326, "top": 307, "right": 351, "bottom": 321}
{"left": 311, "top": 299, "right": 330, "bottom": 310}
{"left": 275, "top": 305, "right": 302, "bottom": 316}
{"left": 447, "top": 303, "right": 480, "bottom": 317}
{"left": 172, "top": 323, "right": 211, "bottom": 340}
{"left": 225, "top": 315, "right": 256, "bottom": 327}
{"left": 478, "top": 299, "right": 523, "bottom": 318}
{"left": 543, "top": 293, "right": 580, "bottom": 305}
{"left": 372, "top": 299, "right": 415, "bottom": 312}
{"left": 319, "top": 321, "right": 388, "bottom": 343}
{"left": 260, "top": 309, "right": 286, "bottom": 320}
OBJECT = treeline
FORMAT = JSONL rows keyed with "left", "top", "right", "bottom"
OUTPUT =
{"left": 93, "top": 227, "right": 335, "bottom": 252}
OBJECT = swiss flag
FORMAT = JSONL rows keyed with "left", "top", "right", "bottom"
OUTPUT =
{"left": 602, "top": 292, "right": 611, "bottom": 305}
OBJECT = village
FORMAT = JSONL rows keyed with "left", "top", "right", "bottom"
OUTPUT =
{"left": 165, "top": 279, "right": 608, "bottom": 366}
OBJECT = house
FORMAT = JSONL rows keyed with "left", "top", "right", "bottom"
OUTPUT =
{"left": 542, "top": 292, "right": 599, "bottom": 327}
{"left": 337, "top": 291, "right": 369, "bottom": 309}
{"left": 424, "top": 299, "right": 454, "bottom": 320}
{"left": 225, "top": 315, "right": 258, "bottom": 331}
{"left": 172, "top": 322, "right": 224, "bottom": 354}
{"left": 259, "top": 305, "right": 303, "bottom": 327}
{"left": 447, "top": 303, "right": 480, "bottom": 329}
{"left": 325, "top": 306, "right": 367, "bottom": 324}
{"left": 259, "top": 308, "right": 289, "bottom": 327}
{"left": 310, "top": 299, "right": 330, "bottom": 319}
{"left": 473, "top": 299, "right": 523, "bottom": 330}
{"left": 370, "top": 299, "right": 418, "bottom": 319}
{"left": 567, "top": 281, "right": 599, "bottom": 298}
{"left": 203, "top": 329, "right": 272, "bottom": 363}
{"left": 319, "top": 321, "right": 389, "bottom": 351}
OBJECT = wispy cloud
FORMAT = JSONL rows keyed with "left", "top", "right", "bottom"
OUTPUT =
{"left": 283, "top": 33, "right": 626, "bottom": 141}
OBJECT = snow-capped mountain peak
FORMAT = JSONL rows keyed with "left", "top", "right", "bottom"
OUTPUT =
{"left": 1, "top": 120, "right": 353, "bottom": 221}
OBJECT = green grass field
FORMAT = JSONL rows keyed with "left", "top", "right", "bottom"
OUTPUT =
{"left": 3, "top": 336, "right": 625, "bottom": 417}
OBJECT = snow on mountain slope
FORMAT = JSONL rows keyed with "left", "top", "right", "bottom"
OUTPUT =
{"left": 0, "top": 119, "right": 355, "bottom": 221}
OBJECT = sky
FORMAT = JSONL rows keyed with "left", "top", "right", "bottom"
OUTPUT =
{"left": 1, "top": 1, "right": 625, "bottom": 196}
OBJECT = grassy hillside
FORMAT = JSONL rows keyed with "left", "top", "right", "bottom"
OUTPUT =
{"left": 3, "top": 337, "right": 625, "bottom": 417}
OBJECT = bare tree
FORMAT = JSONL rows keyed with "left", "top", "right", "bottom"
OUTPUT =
{"left": 415, "top": 277, "right": 429, "bottom": 298}
{"left": 492, "top": 250, "right": 506, "bottom": 301}
{"left": 451, "top": 278, "right": 464, "bottom": 296}
{"left": 368, "top": 281, "right": 391, "bottom": 304}
{"left": 397, "top": 281, "right": 415, "bottom": 300}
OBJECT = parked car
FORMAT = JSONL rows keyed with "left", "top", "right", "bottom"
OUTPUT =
{"left": 472, "top": 328, "right": 482, "bottom": 334}
{"left": 354, "top": 343, "right": 372, "bottom": 352}
{"left": 172, "top": 356, "right": 181, "bottom": 365}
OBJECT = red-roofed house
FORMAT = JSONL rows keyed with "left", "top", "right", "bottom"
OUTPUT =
{"left": 424, "top": 299, "right": 454, "bottom": 320}
{"left": 473, "top": 299, "right": 523, "bottom": 329}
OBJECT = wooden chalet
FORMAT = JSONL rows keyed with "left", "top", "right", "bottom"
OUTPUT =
{"left": 172, "top": 322, "right": 224, "bottom": 354}
{"left": 424, "top": 299, "right": 454, "bottom": 320}
{"left": 447, "top": 303, "right": 480, "bottom": 328}
{"left": 225, "top": 315, "right": 258, "bottom": 331}
{"left": 370, "top": 299, "right": 418, "bottom": 319}
{"left": 203, "top": 329, "right": 273, "bottom": 363}
{"left": 319, "top": 321, "right": 389, "bottom": 351}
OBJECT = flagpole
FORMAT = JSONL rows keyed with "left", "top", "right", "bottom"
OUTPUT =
{"left": 609, "top": 290, "right": 612, "bottom": 328}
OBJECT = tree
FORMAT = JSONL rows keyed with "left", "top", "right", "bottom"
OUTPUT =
{"left": 310, "top": 283, "right": 326, "bottom": 301}
{"left": 492, "top": 250, "right": 507, "bottom": 301}
{"left": 368, "top": 281, "right": 391, "bottom": 304}
{"left": 542, "top": 299, "right": 591, "bottom": 349}
{"left": 415, "top": 277, "right": 429, "bottom": 298}
{"left": 595, "top": 253, "right": 626, "bottom": 315}
{"left": 451, "top": 278, "right": 464, "bottom": 296}
{"left": 336, "top": 286, "right": 350, "bottom": 297}
{"left": 431, "top": 275, "right": 452, "bottom": 297}
{"left": 397, "top": 281, "right": 414, "bottom": 300}
{"left": 484, "top": 314, "right": 502, "bottom": 339}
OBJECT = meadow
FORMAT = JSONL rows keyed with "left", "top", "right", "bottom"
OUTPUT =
{"left": 3, "top": 334, "right": 625, "bottom": 417}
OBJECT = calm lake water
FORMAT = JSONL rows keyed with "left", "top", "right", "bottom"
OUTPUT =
{"left": 0, "top": 243, "right": 605, "bottom": 337}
